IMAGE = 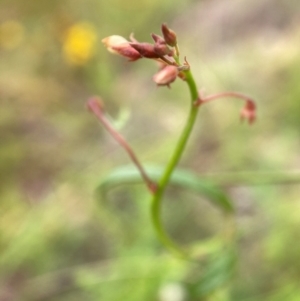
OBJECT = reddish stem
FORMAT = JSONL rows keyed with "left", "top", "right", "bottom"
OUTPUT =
{"left": 154, "top": 54, "right": 176, "bottom": 66}
{"left": 196, "top": 91, "right": 256, "bottom": 124}
{"left": 198, "top": 91, "right": 253, "bottom": 103}
{"left": 87, "top": 97, "right": 157, "bottom": 193}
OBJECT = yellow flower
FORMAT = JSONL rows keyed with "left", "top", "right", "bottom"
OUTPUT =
{"left": 0, "top": 20, "right": 24, "bottom": 50}
{"left": 63, "top": 22, "right": 97, "bottom": 65}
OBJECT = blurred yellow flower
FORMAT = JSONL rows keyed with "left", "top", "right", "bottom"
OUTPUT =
{"left": 63, "top": 22, "right": 97, "bottom": 65}
{"left": 0, "top": 20, "right": 24, "bottom": 50}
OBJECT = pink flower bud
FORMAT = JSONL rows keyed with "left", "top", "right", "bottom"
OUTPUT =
{"left": 152, "top": 32, "right": 175, "bottom": 56}
{"left": 153, "top": 65, "right": 178, "bottom": 86}
{"left": 102, "top": 35, "right": 142, "bottom": 61}
{"left": 151, "top": 33, "right": 165, "bottom": 45}
{"left": 240, "top": 100, "right": 256, "bottom": 124}
{"left": 129, "top": 42, "right": 160, "bottom": 59}
{"left": 87, "top": 96, "right": 105, "bottom": 113}
{"left": 161, "top": 23, "right": 177, "bottom": 47}
{"left": 154, "top": 43, "right": 173, "bottom": 56}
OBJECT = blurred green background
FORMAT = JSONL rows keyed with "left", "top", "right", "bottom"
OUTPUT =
{"left": 1, "top": 0, "right": 300, "bottom": 300}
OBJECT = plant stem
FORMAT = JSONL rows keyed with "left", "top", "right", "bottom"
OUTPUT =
{"left": 87, "top": 98, "right": 156, "bottom": 193}
{"left": 150, "top": 69, "right": 200, "bottom": 258}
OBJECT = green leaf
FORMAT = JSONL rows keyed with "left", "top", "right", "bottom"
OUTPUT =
{"left": 187, "top": 248, "right": 237, "bottom": 298}
{"left": 97, "top": 164, "right": 234, "bottom": 213}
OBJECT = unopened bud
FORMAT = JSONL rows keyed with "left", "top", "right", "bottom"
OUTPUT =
{"left": 102, "top": 35, "right": 142, "bottom": 61}
{"left": 151, "top": 33, "right": 173, "bottom": 56}
{"left": 130, "top": 42, "right": 160, "bottom": 59}
{"left": 161, "top": 23, "right": 177, "bottom": 47}
{"left": 154, "top": 43, "right": 173, "bottom": 56}
{"left": 153, "top": 65, "right": 178, "bottom": 86}
{"left": 87, "top": 96, "right": 105, "bottom": 113}
{"left": 240, "top": 100, "right": 256, "bottom": 124}
{"left": 151, "top": 33, "right": 165, "bottom": 45}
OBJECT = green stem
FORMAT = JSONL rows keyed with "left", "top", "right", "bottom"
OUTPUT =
{"left": 150, "top": 70, "right": 200, "bottom": 258}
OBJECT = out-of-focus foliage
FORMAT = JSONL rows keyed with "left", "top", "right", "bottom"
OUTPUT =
{"left": 1, "top": 0, "right": 300, "bottom": 300}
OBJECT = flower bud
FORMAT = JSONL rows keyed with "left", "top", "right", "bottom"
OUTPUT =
{"left": 154, "top": 43, "right": 173, "bottom": 56}
{"left": 102, "top": 35, "right": 142, "bottom": 61}
{"left": 87, "top": 96, "right": 105, "bottom": 113}
{"left": 240, "top": 100, "right": 256, "bottom": 124}
{"left": 161, "top": 23, "right": 177, "bottom": 47}
{"left": 151, "top": 33, "right": 165, "bottom": 44}
{"left": 153, "top": 65, "right": 178, "bottom": 86}
{"left": 129, "top": 42, "right": 160, "bottom": 59}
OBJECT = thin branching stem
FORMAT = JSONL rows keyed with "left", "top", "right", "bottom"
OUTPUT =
{"left": 199, "top": 91, "right": 255, "bottom": 105}
{"left": 87, "top": 98, "right": 157, "bottom": 193}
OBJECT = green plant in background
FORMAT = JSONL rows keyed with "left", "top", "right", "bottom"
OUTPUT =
{"left": 87, "top": 23, "right": 256, "bottom": 298}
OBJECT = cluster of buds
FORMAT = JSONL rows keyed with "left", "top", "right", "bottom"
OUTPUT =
{"left": 101, "top": 23, "right": 256, "bottom": 125}
{"left": 102, "top": 24, "right": 185, "bottom": 87}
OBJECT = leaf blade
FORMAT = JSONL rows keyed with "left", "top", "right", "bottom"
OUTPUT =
{"left": 97, "top": 164, "right": 234, "bottom": 213}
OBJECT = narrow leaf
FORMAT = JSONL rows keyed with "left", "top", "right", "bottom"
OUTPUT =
{"left": 97, "top": 165, "right": 234, "bottom": 212}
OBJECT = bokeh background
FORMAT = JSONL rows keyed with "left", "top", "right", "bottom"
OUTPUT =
{"left": 1, "top": 0, "right": 300, "bottom": 300}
